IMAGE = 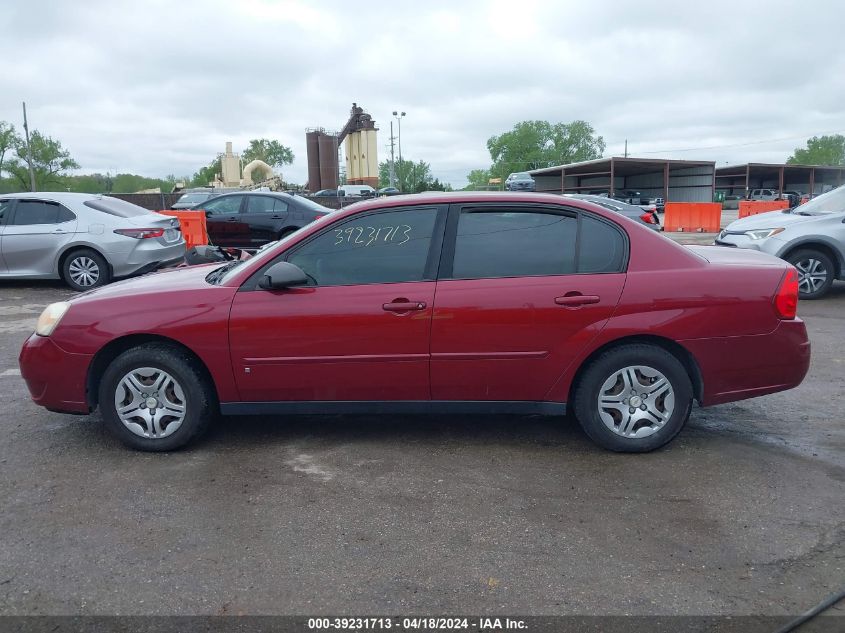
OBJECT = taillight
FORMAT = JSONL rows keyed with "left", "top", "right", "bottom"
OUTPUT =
{"left": 774, "top": 268, "right": 799, "bottom": 319}
{"left": 639, "top": 213, "right": 657, "bottom": 224}
{"left": 114, "top": 228, "right": 165, "bottom": 239}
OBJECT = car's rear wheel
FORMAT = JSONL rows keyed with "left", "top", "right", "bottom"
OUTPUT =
{"left": 573, "top": 344, "right": 693, "bottom": 452}
{"left": 786, "top": 249, "right": 834, "bottom": 299}
{"left": 62, "top": 249, "right": 110, "bottom": 292}
{"left": 98, "top": 344, "right": 214, "bottom": 451}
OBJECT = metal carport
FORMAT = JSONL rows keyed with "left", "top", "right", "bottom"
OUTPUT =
{"left": 715, "top": 162, "right": 845, "bottom": 198}
{"left": 529, "top": 157, "right": 716, "bottom": 203}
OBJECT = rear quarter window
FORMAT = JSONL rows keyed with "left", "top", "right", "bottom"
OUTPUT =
{"left": 578, "top": 214, "right": 626, "bottom": 273}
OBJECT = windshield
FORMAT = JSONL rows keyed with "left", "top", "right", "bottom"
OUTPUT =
{"left": 208, "top": 212, "right": 336, "bottom": 285}
{"left": 795, "top": 185, "right": 845, "bottom": 215}
{"left": 294, "top": 195, "right": 333, "bottom": 213}
{"left": 177, "top": 193, "right": 213, "bottom": 204}
{"left": 512, "top": 173, "right": 532, "bottom": 180}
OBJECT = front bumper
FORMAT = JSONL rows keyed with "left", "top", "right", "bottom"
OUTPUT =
{"left": 19, "top": 334, "right": 93, "bottom": 414}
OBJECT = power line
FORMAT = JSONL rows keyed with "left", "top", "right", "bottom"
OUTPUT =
{"left": 619, "top": 129, "right": 845, "bottom": 155}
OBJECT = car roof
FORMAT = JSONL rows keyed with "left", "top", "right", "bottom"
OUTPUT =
{"left": 323, "top": 190, "right": 621, "bottom": 220}
{"left": 1, "top": 191, "right": 107, "bottom": 204}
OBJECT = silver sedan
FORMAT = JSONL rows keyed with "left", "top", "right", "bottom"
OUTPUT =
{"left": 0, "top": 192, "right": 186, "bottom": 291}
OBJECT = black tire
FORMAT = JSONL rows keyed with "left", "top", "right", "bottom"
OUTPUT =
{"left": 572, "top": 344, "right": 693, "bottom": 453}
{"left": 785, "top": 249, "right": 835, "bottom": 300}
{"left": 62, "top": 249, "right": 111, "bottom": 292}
{"left": 98, "top": 344, "right": 215, "bottom": 451}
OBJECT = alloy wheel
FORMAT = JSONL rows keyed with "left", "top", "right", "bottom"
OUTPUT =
{"left": 68, "top": 257, "right": 100, "bottom": 287}
{"left": 114, "top": 367, "right": 187, "bottom": 439}
{"left": 597, "top": 365, "right": 675, "bottom": 438}
{"left": 794, "top": 258, "right": 828, "bottom": 295}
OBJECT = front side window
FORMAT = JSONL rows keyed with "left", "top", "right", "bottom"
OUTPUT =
{"left": 10, "top": 200, "right": 74, "bottom": 226}
{"left": 451, "top": 210, "right": 577, "bottom": 279}
{"left": 287, "top": 207, "right": 440, "bottom": 286}
{"left": 203, "top": 196, "right": 243, "bottom": 215}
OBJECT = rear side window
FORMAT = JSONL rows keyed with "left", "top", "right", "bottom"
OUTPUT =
{"left": 203, "top": 196, "right": 243, "bottom": 215}
{"left": 578, "top": 215, "right": 625, "bottom": 273}
{"left": 247, "top": 196, "right": 287, "bottom": 214}
{"left": 10, "top": 200, "right": 76, "bottom": 225}
{"left": 84, "top": 197, "right": 149, "bottom": 217}
{"left": 451, "top": 210, "right": 577, "bottom": 279}
{"left": 287, "top": 207, "right": 440, "bottom": 286}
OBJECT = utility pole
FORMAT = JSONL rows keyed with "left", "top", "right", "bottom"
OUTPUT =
{"left": 624, "top": 139, "right": 628, "bottom": 158}
{"left": 393, "top": 111, "right": 405, "bottom": 190}
{"left": 22, "top": 102, "right": 36, "bottom": 192}
{"left": 388, "top": 121, "right": 397, "bottom": 189}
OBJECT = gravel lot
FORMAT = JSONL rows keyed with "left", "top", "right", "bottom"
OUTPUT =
{"left": 0, "top": 268, "right": 843, "bottom": 617}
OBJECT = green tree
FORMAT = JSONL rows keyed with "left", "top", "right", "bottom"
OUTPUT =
{"left": 378, "top": 158, "right": 445, "bottom": 192}
{"left": 7, "top": 130, "right": 80, "bottom": 191}
{"left": 241, "top": 138, "right": 294, "bottom": 181}
{"left": 787, "top": 135, "right": 845, "bottom": 166}
{"left": 0, "top": 121, "right": 21, "bottom": 180}
{"left": 464, "top": 168, "right": 492, "bottom": 190}
{"left": 189, "top": 158, "right": 222, "bottom": 187}
{"left": 486, "top": 120, "right": 605, "bottom": 182}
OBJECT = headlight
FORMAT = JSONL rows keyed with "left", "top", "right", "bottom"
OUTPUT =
{"left": 35, "top": 302, "right": 70, "bottom": 337}
{"left": 744, "top": 228, "right": 785, "bottom": 240}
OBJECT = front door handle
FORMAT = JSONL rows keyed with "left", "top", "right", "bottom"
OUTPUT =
{"left": 383, "top": 299, "right": 427, "bottom": 313}
{"left": 555, "top": 293, "right": 600, "bottom": 307}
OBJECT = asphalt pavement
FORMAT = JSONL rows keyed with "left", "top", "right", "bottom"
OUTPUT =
{"left": 0, "top": 273, "right": 843, "bottom": 617}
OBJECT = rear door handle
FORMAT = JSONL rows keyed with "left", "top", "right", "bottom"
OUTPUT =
{"left": 555, "top": 294, "right": 600, "bottom": 307}
{"left": 383, "top": 300, "right": 427, "bottom": 313}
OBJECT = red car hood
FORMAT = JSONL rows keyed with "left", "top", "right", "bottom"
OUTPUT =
{"left": 70, "top": 263, "right": 225, "bottom": 305}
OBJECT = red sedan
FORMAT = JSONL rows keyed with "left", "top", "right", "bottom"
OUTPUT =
{"left": 19, "top": 192, "right": 810, "bottom": 452}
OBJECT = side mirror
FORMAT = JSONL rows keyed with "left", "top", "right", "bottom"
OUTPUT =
{"left": 258, "top": 261, "right": 309, "bottom": 290}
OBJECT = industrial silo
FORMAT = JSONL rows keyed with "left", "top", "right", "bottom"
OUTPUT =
{"left": 306, "top": 130, "right": 321, "bottom": 191}
{"left": 318, "top": 133, "right": 339, "bottom": 190}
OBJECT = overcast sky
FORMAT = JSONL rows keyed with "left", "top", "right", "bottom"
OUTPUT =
{"left": 2, "top": 0, "right": 843, "bottom": 188}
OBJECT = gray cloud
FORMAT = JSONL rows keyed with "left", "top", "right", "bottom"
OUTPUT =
{"left": 1, "top": 0, "right": 843, "bottom": 188}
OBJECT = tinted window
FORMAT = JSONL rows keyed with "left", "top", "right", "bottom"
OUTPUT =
{"left": 578, "top": 215, "right": 625, "bottom": 273}
{"left": 451, "top": 210, "right": 577, "bottom": 279}
{"left": 287, "top": 208, "right": 439, "bottom": 286}
{"left": 203, "top": 196, "right": 243, "bottom": 215}
{"left": 10, "top": 200, "right": 74, "bottom": 225}
{"left": 0, "top": 199, "right": 10, "bottom": 224}
{"left": 246, "top": 196, "right": 279, "bottom": 214}
{"left": 84, "top": 197, "right": 149, "bottom": 217}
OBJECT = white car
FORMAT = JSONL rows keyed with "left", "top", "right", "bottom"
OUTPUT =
{"left": 0, "top": 192, "right": 186, "bottom": 291}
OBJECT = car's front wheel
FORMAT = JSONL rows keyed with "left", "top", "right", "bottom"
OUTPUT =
{"left": 98, "top": 344, "right": 214, "bottom": 451}
{"left": 62, "top": 249, "right": 110, "bottom": 292}
{"left": 573, "top": 344, "right": 693, "bottom": 452}
{"left": 786, "top": 249, "right": 835, "bottom": 299}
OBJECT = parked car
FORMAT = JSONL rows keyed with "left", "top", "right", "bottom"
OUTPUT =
{"left": 748, "top": 189, "right": 780, "bottom": 201}
{"left": 782, "top": 190, "right": 803, "bottom": 207}
{"left": 311, "top": 189, "right": 340, "bottom": 198}
{"left": 505, "top": 172, "right": 536, "bottom": 191}
{"left": 190, "top": 191, "right": 331, "bottom": 249}
{"left": 378, "top": 187, "right": 401, "bottom": 196}
{"left": 716, "top": 184, "right": 845, "bottom": 298}
{"left": 172, "top": 190, "right": 220, "bottom": 209}
{"left": 564, "top": 194, "right": 660, "bottom": 230}
{"left": 338, "top": 185, "right": 376, "bottom": 198}
{"left": 20, "top": 191, "right": 809, "bottom": 454}
{"left": 0, "top": 192, "right": 185, "bottom": 291}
